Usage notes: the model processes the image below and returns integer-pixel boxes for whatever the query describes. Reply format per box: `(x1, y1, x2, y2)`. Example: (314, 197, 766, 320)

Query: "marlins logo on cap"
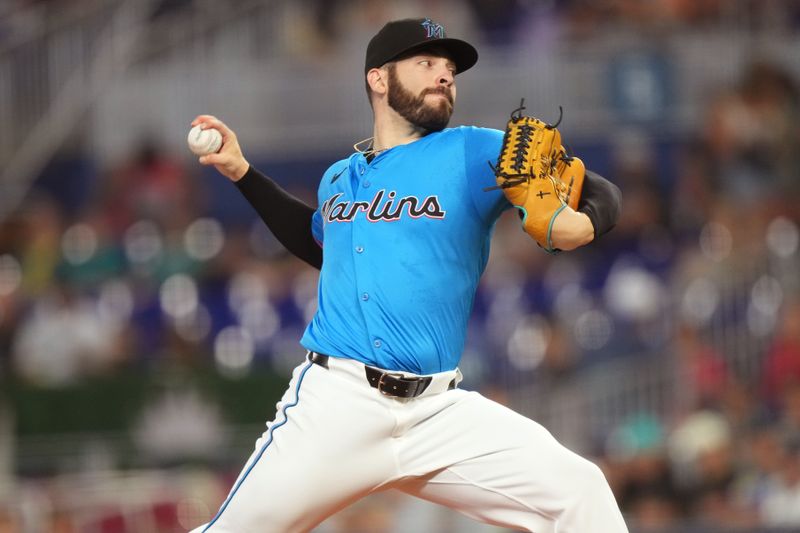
(421, 18, 445, 39)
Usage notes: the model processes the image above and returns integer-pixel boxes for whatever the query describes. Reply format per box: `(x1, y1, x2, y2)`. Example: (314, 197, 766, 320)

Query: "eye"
(419, 60, 431, 67)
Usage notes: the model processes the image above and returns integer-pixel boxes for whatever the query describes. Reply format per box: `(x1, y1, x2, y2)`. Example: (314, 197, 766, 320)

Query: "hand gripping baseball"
(487, 100, 586, 253)
(190, 115, 250, 182)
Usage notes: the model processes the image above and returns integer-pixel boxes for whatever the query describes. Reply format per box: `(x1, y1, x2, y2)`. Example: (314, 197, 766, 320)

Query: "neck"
(370, 104, 427, 153)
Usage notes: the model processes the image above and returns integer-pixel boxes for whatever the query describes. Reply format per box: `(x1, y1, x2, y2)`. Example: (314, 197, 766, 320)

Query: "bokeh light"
(184, 217, 225, 261)
(574, 309, 614, 351)
(214, 326, 254, 377)
(507, 315, 550, 370)
(766, 216, 799, 258)
(174, 305, 212, 343)
(604, 263, 666, 321)
(751, 275, 783, 317)
(61, 223, 98, 265)
(160, 274, 199, 319)
(0, 254, 22, 296)
(237, 299, 280, 344)
(681, 278, 720, 324)
(124, 220, 163, 265)
(228, 271, 268, 313)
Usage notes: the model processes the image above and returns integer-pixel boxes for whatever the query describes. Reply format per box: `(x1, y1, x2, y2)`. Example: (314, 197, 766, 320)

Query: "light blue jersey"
(300, 126, 509, 374)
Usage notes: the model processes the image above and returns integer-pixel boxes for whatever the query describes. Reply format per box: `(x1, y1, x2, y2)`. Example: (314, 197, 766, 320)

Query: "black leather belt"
(308, 352, 454, 399)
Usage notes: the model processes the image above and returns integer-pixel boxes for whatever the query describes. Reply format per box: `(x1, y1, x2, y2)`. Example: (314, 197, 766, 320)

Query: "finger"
(202, 118, 235, 140)
(193, 115, 232, 138)
(193, 115, 223, 130)
(191, 115, 216, 127)
(192, 115, 228, 134)
(199, 153, 225, 165)
(190, 115, 236, 144)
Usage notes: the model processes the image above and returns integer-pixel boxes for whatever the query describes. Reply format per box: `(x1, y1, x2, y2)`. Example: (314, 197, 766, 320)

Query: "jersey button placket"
(359, 158, 371, 188)
(354, 160, 383, 354)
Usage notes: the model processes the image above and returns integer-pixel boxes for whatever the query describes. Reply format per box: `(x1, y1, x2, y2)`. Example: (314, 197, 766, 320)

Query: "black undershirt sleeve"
(232, 165, 618, 269)
(578, 170, 622, 240)
(234, 165, 323, 270)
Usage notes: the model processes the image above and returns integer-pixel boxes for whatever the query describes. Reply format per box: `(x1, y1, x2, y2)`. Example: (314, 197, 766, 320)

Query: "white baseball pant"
(191, 353, 628, 533)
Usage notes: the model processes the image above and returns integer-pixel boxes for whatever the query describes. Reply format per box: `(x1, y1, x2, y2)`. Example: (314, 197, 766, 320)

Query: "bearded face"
(386, 63, 454, 133)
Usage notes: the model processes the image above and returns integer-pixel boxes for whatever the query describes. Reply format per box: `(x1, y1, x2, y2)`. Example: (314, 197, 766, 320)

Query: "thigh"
(396, 391, 625, 532)
(398, 469, 557, 533)
(197, 359, 398, 533)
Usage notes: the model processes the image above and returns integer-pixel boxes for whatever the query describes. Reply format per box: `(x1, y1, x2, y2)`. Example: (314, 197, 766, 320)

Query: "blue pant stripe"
(202, 360, 314, 531)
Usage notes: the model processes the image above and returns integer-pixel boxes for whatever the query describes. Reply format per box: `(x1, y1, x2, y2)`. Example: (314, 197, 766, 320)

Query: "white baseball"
(187, 125, 222, 156)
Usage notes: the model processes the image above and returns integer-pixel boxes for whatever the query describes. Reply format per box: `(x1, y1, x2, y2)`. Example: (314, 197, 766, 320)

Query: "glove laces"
(484, 101, 567, 192)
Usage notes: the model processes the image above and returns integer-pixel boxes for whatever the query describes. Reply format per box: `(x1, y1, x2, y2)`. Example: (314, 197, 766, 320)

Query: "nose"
(437, 69, 454, 87)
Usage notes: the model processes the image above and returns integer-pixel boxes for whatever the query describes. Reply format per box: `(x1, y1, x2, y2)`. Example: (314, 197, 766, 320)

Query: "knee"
(558, 459, 628, 531)
(558, 455, 614, 501)
(578, 460, 613, 497)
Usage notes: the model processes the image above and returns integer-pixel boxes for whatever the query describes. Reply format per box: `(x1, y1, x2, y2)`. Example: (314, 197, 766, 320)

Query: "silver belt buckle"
(377, 371, 405, 396)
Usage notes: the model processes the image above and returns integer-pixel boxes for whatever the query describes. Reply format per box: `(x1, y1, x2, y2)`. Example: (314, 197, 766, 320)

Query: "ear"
(367, 68, 387, 96)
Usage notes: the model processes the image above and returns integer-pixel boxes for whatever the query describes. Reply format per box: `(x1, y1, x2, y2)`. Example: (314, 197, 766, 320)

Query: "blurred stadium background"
(2, 0, 800, 531)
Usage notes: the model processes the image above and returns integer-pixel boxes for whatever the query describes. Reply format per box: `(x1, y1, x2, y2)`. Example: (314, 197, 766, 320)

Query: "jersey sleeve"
(461, 126, 510, 224)
(311, 209, 324, 247)
(311, 159, 350, 247)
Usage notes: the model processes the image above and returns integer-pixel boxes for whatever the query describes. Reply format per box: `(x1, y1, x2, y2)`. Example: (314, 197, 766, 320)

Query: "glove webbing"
(484, 101, 565, 193)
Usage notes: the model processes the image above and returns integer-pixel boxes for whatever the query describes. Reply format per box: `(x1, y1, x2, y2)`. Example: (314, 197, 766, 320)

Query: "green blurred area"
(3, 369, 286, 436)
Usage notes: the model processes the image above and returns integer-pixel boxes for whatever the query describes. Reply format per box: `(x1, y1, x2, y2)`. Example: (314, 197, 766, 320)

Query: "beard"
(386, 65, 454, 133)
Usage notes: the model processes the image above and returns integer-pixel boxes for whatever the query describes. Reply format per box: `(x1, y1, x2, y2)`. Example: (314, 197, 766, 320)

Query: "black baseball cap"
(364, 18, 478, 74)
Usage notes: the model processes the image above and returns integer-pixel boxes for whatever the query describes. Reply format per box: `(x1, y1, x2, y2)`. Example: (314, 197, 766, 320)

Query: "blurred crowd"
(4, 0, 800, 51)
(588, 59, 800, 531)
(2, 1, 800, 532)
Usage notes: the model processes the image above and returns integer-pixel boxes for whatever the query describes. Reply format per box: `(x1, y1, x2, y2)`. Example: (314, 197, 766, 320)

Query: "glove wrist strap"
(544, 204, 567, 254)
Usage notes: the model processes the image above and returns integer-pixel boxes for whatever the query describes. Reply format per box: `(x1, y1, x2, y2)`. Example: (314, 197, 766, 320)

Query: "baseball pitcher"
(190, 18, 628, 533)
